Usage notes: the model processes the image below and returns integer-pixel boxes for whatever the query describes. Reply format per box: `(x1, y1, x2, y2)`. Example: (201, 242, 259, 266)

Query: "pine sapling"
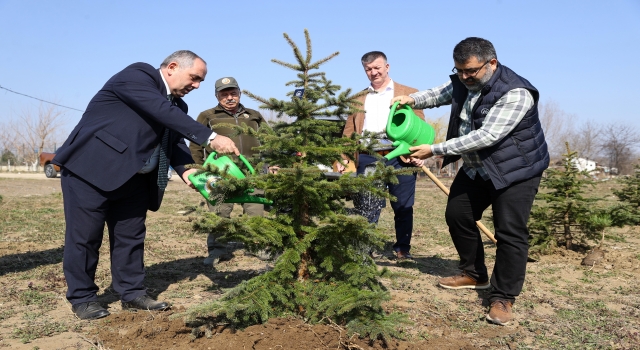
(186, 29, 411, 340)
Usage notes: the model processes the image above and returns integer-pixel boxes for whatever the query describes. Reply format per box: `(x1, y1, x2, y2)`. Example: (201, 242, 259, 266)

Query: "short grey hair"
(361, 51, 387, 65)
(453, 37, 497, 64)
(160, 50, 206, 69)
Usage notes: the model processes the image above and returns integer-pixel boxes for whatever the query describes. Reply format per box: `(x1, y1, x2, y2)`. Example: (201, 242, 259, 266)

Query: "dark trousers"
(354, 154, 416, 253)
(445, 171, 541, 303)
(61, 168, 150, 305)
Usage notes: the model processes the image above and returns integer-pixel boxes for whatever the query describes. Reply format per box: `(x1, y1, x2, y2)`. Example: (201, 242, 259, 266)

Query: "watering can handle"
(387, 101, 401, 133)
(208, 151, 256, 175)
(238, 155, 255, 175)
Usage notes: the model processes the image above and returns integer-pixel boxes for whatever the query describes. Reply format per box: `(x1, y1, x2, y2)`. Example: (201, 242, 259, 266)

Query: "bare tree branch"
(565, 120, 600, 161)
(539, 100, 575, 158)
(1, 103, 67, 166)
(599, 123, 640, 175)
(425, 113, 449, 145)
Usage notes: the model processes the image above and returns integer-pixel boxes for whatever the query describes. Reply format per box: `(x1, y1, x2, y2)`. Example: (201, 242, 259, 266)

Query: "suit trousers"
(354, 154, 416, 253)
(445, 171, 541, 303)
(61, 168, 150, 305)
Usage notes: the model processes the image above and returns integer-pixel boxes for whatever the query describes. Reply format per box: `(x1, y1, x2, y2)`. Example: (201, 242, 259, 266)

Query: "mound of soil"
(91, 309, 466, 350)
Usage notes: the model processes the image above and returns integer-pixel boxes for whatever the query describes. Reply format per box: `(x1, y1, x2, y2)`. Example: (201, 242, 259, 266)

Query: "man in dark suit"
(53, 50, 239, 320)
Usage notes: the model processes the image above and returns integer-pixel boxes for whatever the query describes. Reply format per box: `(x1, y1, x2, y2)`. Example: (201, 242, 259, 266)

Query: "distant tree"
(608, 164, 640, 226)
(538, 100, 577, 158)
(0, 126, 20, 161)
(614, 164, 640, 208)
(565, 120, 601, 162)
(1, 103, 66, 166)
(1, 150, 17, 163)
(599, 123, 640, 175)
(425, 113, 448, 144)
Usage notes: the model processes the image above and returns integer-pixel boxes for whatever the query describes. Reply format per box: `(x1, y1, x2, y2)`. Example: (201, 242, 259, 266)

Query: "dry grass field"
(0, 173, 638, 349)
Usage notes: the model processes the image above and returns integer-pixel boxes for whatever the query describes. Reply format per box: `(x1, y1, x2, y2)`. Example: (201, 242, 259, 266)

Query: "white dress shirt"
(362, 80, 394, 134)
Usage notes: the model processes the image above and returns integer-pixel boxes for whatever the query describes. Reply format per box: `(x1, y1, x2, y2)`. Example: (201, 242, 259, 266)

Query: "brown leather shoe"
(486, 300, 513, 326)
(438, 272, 490, 290)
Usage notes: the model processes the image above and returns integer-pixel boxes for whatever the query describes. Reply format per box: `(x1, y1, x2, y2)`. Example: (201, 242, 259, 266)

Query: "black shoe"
(72, 301, 110, 320)
(122, 295, 169, 311)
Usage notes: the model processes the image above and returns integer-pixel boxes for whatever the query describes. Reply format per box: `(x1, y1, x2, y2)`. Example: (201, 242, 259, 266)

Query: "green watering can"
(188, 152, 272, 205)
(383, 101, 436, 160)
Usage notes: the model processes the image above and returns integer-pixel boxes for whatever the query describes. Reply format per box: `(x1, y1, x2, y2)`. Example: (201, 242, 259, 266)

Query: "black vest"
(442, 63, 549, 189)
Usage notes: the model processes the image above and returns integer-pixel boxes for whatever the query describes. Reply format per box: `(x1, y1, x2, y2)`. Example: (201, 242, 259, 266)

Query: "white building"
(572, 157, 597, 173)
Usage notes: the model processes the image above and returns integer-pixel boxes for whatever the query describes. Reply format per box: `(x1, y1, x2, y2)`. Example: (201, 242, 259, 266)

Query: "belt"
(374, 149, 392, 157)
(362, 145, 395, 157)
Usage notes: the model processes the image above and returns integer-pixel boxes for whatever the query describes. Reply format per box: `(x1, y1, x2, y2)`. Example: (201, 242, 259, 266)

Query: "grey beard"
(466, 67, 494, 91)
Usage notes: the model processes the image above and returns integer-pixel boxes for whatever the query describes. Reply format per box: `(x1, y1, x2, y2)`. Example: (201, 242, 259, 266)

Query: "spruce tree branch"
(283, 32, 306, 69)
(241, 90, 270, 105)
(271, 59, 301, 71)
(304, 29, 312, 66)
(309, 52, 340, 70)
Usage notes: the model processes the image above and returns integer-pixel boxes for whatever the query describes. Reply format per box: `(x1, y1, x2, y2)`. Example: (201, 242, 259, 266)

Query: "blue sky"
(1, 0, 639, 138)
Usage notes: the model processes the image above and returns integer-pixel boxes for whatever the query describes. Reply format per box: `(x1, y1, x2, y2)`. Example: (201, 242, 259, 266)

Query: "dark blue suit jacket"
(53, 62, 212, 210)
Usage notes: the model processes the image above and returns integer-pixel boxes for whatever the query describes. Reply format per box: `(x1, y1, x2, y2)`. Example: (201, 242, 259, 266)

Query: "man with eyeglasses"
(392, 37, 549, 326)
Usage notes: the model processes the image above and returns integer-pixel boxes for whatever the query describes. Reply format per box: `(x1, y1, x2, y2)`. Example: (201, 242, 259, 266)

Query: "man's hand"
(390, 95, 416, 108)
(181, 168, 199, 190)
(409, 144, 433, 160)
(268, 166, 280, 174)
(409, 157, 425, 167)
(209, 135, 239, 155)
(335, 155, 351, 174)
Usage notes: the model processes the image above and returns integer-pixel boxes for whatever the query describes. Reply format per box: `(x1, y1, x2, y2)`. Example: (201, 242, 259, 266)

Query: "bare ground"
(0, 173, 638, 349)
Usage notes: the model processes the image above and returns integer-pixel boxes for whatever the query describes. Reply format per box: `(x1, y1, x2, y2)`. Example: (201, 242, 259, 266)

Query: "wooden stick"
(421, 166, 497, 245)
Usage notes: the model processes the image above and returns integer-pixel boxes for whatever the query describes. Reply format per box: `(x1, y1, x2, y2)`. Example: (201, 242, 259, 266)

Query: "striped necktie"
(157, 95, 172, 189)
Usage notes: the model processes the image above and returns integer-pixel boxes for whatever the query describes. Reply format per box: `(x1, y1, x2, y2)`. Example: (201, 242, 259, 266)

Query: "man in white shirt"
(340, 51, 425, 260)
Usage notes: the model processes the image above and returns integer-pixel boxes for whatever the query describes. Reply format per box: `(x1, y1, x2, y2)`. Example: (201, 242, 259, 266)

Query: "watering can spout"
(383, 141, 411, 160)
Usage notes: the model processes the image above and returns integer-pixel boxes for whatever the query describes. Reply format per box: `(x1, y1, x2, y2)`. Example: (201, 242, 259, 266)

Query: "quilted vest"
(442, 63, 549, 189)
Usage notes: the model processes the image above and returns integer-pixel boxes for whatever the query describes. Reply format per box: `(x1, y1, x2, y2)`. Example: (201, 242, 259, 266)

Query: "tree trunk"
(564, 210, 572, 250)
(296, 201, 310, 281)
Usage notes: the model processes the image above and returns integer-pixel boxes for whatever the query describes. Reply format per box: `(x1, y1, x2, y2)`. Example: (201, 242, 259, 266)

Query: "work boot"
(203, 248, 233, 266)
(486, 299, 513, 326)
(204, 233, 233, 266)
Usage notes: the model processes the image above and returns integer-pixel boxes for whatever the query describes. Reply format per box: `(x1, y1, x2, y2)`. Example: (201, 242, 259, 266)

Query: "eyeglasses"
(452, 60, 490, 76)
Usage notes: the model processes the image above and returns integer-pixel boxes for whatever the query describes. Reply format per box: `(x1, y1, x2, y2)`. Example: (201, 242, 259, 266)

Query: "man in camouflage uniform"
(190, 77, 267, 266)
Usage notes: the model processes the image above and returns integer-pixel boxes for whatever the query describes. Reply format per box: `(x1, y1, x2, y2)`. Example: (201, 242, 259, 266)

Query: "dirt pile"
(92, 310, 481, 350)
